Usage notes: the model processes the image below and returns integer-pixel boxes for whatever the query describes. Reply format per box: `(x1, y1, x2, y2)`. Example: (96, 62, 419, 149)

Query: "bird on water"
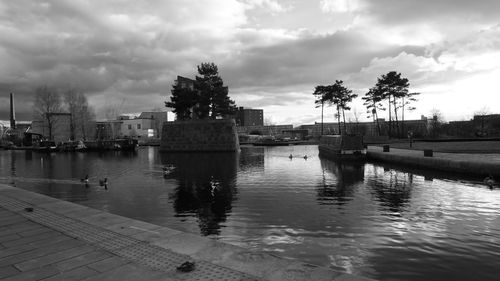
(484, 175, 495, 188)
(80, 174, 89, 184)
(99, 178, 108, 189)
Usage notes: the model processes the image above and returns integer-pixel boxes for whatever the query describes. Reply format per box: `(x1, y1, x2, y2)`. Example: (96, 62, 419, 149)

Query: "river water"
(1, 145, 499, 280)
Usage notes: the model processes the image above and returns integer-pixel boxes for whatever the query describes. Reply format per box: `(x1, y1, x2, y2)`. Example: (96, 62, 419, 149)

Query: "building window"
(128, 124, 132, 130)
(137, 124, 141, 129)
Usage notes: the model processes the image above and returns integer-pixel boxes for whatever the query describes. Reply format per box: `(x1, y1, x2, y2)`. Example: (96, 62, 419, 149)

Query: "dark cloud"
(223, 31, 425, 90)
(1, 0, 499, 124)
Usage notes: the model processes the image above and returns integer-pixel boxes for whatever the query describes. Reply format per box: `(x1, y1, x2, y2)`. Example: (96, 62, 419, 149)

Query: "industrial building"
(234, 107, 263, 126)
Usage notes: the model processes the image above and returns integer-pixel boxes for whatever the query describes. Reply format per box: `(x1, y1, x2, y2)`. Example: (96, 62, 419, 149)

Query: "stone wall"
(160, 119, 240, 152)
(367, 147, 500, 177)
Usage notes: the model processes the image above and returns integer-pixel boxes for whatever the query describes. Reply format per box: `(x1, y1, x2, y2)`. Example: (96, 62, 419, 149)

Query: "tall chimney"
(10, 93, 16, 129)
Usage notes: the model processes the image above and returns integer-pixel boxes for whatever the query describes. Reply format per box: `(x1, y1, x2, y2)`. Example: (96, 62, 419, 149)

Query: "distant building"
(236, 124, 293, 136)
(472, 114, 500, 137)
(235, 107, 263, 126)
(95, 120, 122, 140)
(95, 111, 169, 140)
(121, 118, 155, 138)
(138, 111, 168, 136)
(176, 75, 195, 90)
(297, 116, 429, 138)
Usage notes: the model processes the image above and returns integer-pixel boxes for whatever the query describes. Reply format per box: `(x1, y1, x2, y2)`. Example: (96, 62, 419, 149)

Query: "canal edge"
(0, 184, 375, 281)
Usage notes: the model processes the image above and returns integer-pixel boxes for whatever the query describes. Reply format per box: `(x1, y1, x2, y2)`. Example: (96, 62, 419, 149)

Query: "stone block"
(160, 119, 240, 152)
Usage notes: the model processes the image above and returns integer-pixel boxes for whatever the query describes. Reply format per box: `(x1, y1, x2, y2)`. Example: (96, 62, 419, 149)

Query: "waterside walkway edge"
(367, 146, 500, 177)
(0, 184, 373, 281)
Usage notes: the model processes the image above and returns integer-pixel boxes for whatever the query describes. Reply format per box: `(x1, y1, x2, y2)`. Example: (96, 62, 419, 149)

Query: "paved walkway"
(0, 184, 372, 281)
(367, 146, 500, 177)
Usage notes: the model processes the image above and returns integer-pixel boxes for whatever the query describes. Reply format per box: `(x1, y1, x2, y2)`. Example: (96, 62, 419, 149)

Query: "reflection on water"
(317, 159, 364, 205)
(239, 147, 265, 172)
(366, 167, 413, 213)
(161, 152, 238, 235)
(1, 146, 500, 281)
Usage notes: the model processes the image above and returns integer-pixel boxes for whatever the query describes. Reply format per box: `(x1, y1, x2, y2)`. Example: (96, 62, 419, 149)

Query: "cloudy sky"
(1, 0, 499, 125)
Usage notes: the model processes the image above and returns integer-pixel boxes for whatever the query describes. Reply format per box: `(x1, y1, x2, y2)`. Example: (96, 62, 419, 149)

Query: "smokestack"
(10, 93, 16, 129)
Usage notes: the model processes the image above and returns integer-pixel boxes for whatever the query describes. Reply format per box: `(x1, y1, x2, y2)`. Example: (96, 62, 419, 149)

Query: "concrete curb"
(367, 147, 500, 177)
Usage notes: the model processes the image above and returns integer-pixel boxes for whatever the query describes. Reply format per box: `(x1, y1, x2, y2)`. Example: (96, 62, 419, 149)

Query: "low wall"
(160, 119, 240, 152)
(367, 149, 500, 177)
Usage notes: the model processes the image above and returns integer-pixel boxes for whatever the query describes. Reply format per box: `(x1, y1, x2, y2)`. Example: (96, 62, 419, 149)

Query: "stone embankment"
(367, 146, 500, 177)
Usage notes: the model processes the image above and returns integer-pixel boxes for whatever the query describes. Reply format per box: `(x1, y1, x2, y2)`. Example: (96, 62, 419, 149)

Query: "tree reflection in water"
(317, 157, 365, 206)
(239, 147, 264, 173)
(365, 166, 414, 213)
(161, 152, 238, 236)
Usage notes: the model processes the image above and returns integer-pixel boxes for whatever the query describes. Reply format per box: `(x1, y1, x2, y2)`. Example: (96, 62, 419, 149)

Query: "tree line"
(313, 71, 419, 138)
(33, 86, 95, 141)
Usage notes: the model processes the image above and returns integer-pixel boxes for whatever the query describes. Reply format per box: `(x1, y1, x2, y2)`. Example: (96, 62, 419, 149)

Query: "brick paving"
(0, 208, 166, 281)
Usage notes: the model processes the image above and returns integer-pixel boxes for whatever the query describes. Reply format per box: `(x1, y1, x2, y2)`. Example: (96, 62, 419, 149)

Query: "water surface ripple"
(1, 146, 499, 280)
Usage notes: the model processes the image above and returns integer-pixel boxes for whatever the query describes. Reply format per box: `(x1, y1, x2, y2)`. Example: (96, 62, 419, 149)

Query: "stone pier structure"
(160, 119, 240, 152)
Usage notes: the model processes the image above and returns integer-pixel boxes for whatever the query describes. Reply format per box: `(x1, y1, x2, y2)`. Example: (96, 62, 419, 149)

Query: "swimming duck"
(484, 176, 495, 188)
(162, 166, 171, 177)
(80, 175, 89, 184)
(99, 178, 108, 189)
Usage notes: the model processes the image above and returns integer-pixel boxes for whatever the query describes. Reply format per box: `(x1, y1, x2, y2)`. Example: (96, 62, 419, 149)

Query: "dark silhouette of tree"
(166, 63, 236, 120)
(429, 108, 444, 138)
(165, 84, 198, 120)
(194, 62, 236, 119)
(33, 86, 63, 140)
(474, 107, 490, 136)
(374, 71, 418, 138)
(313, 85, 330, 135)
(337, 82, 358, 134)
(362, 87, 385, 136)
(400, 91, 419, 135)
(324, 80, 357, 135)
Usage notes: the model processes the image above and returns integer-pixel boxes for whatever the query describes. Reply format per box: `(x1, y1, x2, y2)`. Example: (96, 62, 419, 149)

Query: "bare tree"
(64, 89, 78, 140)
(429, 108, 444, 138)
(102, 98, 125, 120)
(264, 117, 275, 126)
(349, 106, 363, 135)
(63, 89, 95, 140)
(33, 86, 63, 140)
(474, 107, 490, 136)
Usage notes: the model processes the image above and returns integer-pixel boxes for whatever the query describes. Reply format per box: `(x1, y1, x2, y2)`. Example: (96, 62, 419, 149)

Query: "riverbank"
(0, 184, 372, 281)
(367, 146, 500, 177)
